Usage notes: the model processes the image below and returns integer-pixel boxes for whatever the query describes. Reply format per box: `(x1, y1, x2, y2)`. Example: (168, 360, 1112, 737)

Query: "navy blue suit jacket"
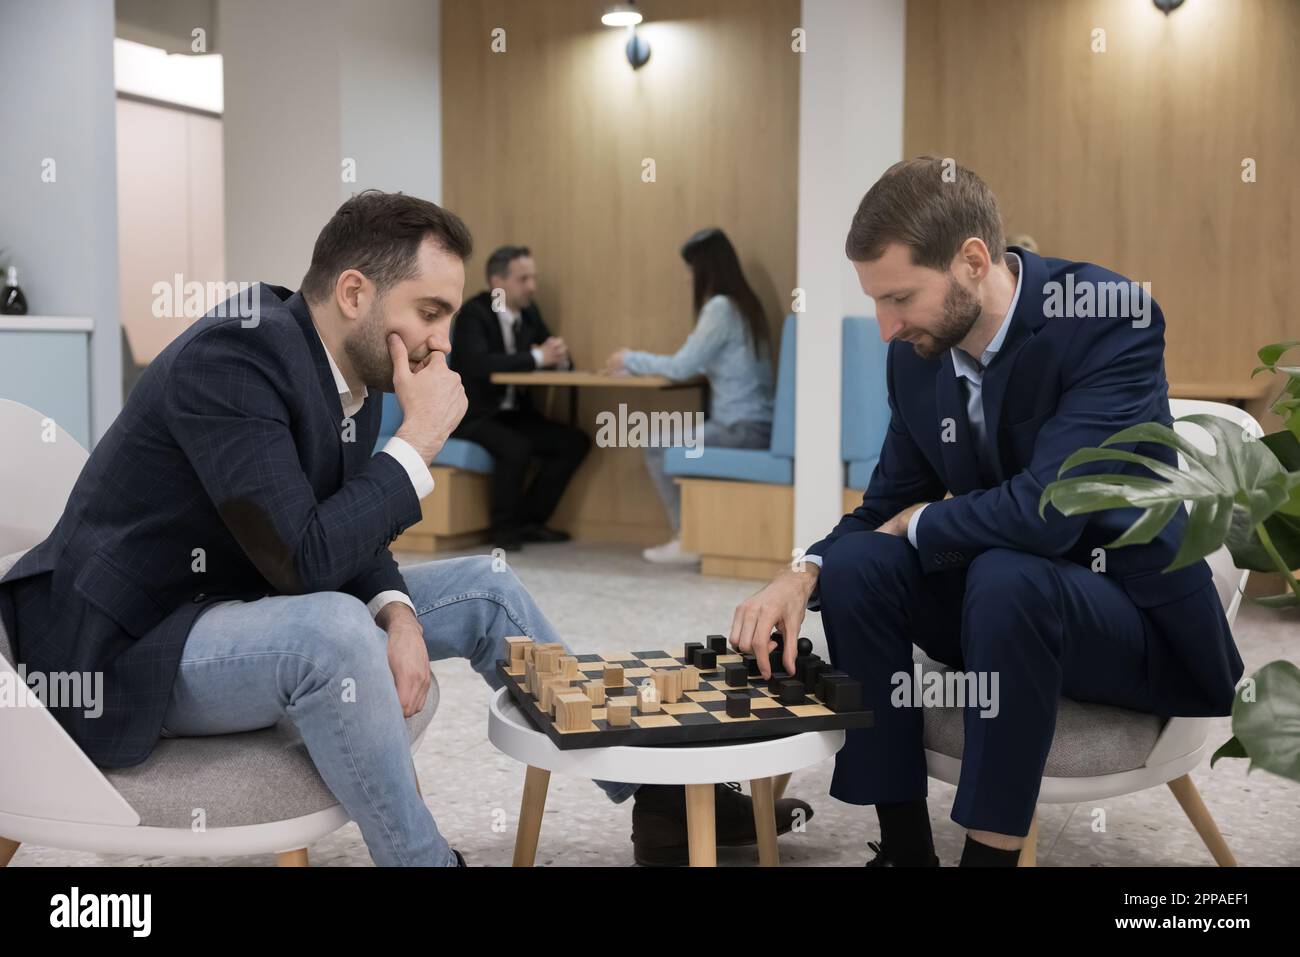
(809, 248, 1243, 717)
(0, 285, 423, 767)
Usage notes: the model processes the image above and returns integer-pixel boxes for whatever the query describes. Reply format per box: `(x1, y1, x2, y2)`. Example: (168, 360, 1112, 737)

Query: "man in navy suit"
(0, 190, 807, 866)
(729, 158, 1243, 866)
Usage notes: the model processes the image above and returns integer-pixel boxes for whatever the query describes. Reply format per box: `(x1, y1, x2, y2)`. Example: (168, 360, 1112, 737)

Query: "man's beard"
(343, 299, 396, 392)
(910, 275, 982, 360)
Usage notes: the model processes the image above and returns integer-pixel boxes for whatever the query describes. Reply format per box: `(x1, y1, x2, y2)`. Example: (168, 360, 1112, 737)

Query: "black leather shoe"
(864, 840, 940, 867)
(492, 531, 523, 552)
(631, 782, 813, 866)
(520, 524, 571, 543)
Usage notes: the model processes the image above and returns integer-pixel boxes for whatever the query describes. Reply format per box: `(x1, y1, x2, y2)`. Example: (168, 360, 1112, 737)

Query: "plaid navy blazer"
(0, 284, 422, 767)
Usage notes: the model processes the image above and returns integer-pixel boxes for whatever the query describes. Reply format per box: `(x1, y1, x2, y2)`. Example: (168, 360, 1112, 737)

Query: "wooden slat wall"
(905, 0, 1299, 404)
(441, 0, 799, 543)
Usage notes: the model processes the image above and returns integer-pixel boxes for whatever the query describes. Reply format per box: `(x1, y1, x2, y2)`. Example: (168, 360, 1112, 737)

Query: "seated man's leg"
(955, 548, 1151, 839)
(162, 592, 453, 866)
(398, 555, 637, 803)
(456, 414, 534, 539)
(817, 531, 965, 807)
(514, 410, 590, 529)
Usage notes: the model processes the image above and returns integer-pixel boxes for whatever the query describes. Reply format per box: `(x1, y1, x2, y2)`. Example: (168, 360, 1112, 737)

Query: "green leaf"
(1256, 341, 1300, 368)
(1230, 661, 1300, 784)
(1040, 413, 1300, 573)
(1210, 735, 1248, 768)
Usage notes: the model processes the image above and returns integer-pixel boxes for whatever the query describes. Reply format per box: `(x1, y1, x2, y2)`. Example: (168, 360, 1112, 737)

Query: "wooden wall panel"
(905, 0, 1299, 404)
(442, 0, 800, 543)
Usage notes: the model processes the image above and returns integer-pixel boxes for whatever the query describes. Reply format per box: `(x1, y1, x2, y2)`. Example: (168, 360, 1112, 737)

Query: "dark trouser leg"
(953, 548, 1152, 837)
(455, 414, 535, 533)
(816, 531, 965, 806)
(511, 410, 590, 526)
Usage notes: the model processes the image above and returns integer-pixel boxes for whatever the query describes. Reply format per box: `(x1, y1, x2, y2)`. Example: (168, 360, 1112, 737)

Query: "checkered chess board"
(497, 647, 873, 750)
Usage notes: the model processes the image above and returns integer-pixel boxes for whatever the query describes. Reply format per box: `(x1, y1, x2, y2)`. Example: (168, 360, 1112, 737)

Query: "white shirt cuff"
(530, 346, 545, 368)
(801, 554, 823, 568)
(381, 436, 436, 499)
(368, 590, 416, 620)
(907, 503, 928, 549)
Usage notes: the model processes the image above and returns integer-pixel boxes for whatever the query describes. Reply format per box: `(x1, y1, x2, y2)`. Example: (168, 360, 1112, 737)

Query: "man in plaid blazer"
(0, 191, 808, 866)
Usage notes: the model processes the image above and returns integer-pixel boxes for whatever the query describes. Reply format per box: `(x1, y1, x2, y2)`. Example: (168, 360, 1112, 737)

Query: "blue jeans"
(158, 555, 638, 866)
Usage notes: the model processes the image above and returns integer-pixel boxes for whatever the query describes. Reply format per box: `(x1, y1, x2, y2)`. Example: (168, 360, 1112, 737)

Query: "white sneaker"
(642, 537, 700, 565)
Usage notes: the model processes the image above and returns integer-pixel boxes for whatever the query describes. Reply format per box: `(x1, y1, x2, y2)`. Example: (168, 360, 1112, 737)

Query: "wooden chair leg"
(1168, 773, 1238, 866)
(512, 764, 550, 867)
(685, 783, 717, 867)
(0, 837, 21, 867)
(276, 848, 308, 866)
(749, 777, 780, 867)
(1017, 809, 1038, 867)
(771, 772, 792, 801)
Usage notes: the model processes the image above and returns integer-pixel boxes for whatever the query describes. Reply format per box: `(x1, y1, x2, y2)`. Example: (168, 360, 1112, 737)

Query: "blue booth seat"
(374, 393, 495, 474)
(841, 316, 889, 490)
(662, 314, 797, 484)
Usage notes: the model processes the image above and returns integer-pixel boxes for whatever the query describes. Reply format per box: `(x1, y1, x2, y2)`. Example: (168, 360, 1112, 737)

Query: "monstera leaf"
(1039, 414, 1300, 578)
(1253, 340, 1300, 439)
(1211, 661, 1300, 784)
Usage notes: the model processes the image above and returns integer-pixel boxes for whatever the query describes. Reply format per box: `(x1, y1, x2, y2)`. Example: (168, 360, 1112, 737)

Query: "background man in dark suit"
(728, 158, 1242, 868)
(449, 246, 590, 550)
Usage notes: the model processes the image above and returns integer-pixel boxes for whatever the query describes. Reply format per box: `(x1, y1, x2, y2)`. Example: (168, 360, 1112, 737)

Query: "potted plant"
(1040, 341, 1300, 785)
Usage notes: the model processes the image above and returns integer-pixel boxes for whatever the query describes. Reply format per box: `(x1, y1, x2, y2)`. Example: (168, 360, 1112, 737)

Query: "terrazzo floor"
(10, 542, 1299, 867)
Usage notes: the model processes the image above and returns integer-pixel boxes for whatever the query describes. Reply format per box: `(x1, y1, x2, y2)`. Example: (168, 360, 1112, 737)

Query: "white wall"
(219, 0, 441, 288)
(0, 0, 122, 445)
(794, 0, 905, 550)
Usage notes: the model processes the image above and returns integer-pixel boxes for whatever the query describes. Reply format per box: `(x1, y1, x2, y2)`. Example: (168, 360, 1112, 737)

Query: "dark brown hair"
(302, 190, 473, 304)
(844, 157, 1005, 269)
(680, 227, 770, 358)
(485, 244, 532, 283)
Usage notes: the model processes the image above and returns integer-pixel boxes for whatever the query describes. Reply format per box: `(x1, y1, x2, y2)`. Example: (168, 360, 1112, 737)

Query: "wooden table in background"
(489, 371, 704, 422)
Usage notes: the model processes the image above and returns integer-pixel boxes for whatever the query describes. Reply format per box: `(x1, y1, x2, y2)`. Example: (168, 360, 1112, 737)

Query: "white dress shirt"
(315, 328, 434, 620)
(905, 252, 1023, 547)
(496, 306, 547, 410)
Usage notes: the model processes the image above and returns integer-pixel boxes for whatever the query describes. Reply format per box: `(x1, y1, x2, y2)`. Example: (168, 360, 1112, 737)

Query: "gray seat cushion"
(914, 650, 1164, 777)
(1, 550, 440, 828)
(106, 679, 439, 828)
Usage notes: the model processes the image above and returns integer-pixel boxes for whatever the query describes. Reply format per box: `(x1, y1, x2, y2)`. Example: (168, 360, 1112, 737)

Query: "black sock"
(959, 834, 1022, 867)
(874, 799, 935, 865)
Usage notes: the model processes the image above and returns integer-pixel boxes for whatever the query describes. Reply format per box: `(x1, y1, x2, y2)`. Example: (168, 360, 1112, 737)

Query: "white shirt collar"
(313, 326, 368, 418)
(951, 251, 1022, 382)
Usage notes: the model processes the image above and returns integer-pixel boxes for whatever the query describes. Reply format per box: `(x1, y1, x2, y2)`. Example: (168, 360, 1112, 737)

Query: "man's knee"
(962, 549, 1061, 655)
(820, 531, 921, 608)
(297, 592, 387, 676)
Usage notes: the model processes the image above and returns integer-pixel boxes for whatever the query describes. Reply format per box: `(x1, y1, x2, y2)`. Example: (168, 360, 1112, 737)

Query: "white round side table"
(488, 685, 846, 866)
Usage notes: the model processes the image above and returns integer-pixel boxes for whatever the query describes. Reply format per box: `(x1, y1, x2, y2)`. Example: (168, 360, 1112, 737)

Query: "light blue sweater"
(622, 294, 775, 428)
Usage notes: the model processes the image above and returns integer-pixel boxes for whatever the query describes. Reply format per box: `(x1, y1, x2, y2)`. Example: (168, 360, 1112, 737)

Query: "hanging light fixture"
(1153, 0, 1186, 14)
(601, 2, 650, 70)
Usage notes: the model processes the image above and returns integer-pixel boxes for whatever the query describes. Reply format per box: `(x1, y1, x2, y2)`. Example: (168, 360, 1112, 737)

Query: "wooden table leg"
(750, 777, 780, 867)
(0, 837, 21, 867)
(513, 765, 551, 867)
(771, 772, 792, 801)
(685, 783, 717, 867)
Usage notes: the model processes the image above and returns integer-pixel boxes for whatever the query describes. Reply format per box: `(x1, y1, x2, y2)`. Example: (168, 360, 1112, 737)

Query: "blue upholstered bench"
(841, 316, 889, 490)
(662, 313, 797, 485)
(375, 393, 495, 474)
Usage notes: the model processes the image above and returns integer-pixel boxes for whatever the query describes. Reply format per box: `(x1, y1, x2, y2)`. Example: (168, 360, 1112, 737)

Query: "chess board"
(497, 645, 873, 750)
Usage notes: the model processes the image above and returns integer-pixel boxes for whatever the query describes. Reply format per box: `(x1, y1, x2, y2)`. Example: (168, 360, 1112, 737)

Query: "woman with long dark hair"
(605, 227, 775, 564)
